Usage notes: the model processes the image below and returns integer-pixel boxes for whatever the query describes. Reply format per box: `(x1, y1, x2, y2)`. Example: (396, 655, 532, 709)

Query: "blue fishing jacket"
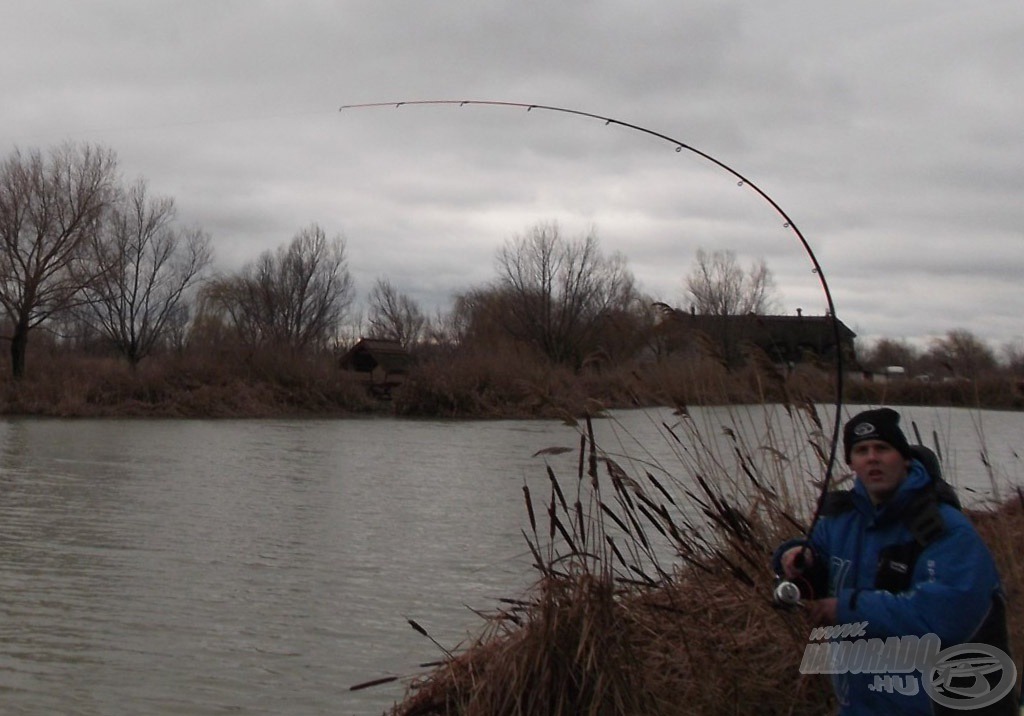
(775, 460, 1009, 715)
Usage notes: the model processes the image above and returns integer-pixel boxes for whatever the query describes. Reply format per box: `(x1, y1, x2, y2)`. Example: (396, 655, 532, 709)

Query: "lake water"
(0, 405, 1021, 715)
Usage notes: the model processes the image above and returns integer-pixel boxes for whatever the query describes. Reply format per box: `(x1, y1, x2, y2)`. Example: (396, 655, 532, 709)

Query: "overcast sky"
(3, 1, 1021, 351)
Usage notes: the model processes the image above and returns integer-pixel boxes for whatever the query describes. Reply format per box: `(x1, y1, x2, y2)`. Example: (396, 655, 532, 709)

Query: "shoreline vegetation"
(365, 404, 1024, 716)
(1, 345, 1022, 419)
(5, 344, 1021, 714)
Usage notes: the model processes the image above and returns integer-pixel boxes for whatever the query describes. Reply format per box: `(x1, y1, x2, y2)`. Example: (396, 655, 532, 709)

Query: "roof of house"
(339, 338, 413, 373)
(661, 311, 856, 364)
(667, 312, 856, 340)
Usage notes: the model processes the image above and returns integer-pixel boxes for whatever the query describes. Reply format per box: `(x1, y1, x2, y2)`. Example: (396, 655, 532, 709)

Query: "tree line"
(859, 331, 1024, 382)
(0, 141, 1018, 402)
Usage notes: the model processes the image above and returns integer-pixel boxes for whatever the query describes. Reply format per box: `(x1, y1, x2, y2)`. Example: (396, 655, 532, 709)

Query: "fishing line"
(338, 99, 844, 536)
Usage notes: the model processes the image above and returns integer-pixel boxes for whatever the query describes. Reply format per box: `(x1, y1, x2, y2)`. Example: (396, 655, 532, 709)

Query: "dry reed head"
(390, 405, 840, 715)
(386, 402, 1024, 716)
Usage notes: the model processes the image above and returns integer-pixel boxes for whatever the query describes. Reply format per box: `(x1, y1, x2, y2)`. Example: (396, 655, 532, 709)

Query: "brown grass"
(1, 333, 1015, 418)
(846, 375, 1024, 410)
(391, 341, 841, 421)
(0, 347, 378, 417)
(376, 403, 1024, 716)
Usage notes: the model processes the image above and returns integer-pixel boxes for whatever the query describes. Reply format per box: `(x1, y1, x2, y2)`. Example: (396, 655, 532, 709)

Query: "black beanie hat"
(843, 408, 912, 463)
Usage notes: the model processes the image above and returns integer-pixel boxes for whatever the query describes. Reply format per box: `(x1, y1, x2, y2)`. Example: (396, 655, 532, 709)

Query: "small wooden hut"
(339, 338, 413, 398)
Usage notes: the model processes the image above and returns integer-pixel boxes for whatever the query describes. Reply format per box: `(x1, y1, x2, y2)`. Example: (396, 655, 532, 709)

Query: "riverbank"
(1, 348, 1020, 419)
(374, 410, 1024, 715)
(386, 500, 1024, 716)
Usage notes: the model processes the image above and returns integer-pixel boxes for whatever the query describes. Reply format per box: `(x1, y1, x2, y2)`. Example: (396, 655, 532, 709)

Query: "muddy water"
(0, 406, 1019, 714)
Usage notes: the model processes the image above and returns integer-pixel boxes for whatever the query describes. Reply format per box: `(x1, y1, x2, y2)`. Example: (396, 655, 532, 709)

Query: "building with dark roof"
(657, 310, 857, 367)
(339, 338, 413, 398)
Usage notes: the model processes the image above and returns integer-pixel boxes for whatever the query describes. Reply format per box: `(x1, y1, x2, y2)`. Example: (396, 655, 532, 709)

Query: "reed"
(379, 401, 1024, 716)
(0, 348, 377, 417)
(6, 331, 1018, 418)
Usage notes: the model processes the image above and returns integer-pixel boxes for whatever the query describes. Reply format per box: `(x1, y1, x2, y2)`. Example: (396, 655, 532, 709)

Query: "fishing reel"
(773, 574, 817, 608)
(772, 541, 821, 609)
(773, 578, 805, 607)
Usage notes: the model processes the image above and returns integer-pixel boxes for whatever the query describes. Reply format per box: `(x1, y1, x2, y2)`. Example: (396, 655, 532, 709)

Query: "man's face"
(849, 439, 910, 504)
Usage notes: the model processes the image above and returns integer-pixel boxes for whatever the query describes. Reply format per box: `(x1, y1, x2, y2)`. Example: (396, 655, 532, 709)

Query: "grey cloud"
(3, 0, 1021, 349)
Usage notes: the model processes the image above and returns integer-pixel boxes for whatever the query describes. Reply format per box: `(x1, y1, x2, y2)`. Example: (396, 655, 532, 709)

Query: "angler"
(774, 408, 1016, 715)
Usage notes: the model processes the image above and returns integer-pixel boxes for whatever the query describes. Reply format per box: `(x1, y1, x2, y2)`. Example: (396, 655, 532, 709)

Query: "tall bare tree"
(924, 329, 996, 379)
(861, 337, 920, 372)
(0, 143, 119, 379)
(203, 223, 354, 352)
(81, 179, 212, 366)
(493, 222, 637, 366)
(1002, 339, 1024, 374)
(447, 287, 508, 348)
(685, 248, 777, 316)
(367, 277, 427, 348)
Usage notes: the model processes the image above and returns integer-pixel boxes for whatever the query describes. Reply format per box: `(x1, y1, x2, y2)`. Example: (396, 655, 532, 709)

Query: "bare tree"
(493, 222, 637, 366)
(203, 223, 354, 352)
(924, 329, 997, 379)
(1002, 339, 1024, 374)
(658, 248, 781, 367)
(685, 248, 777, 316)
(0, 142, 119, 379)
(447, 287, 508, 349)
(367, 277, 427, 348)
(861, 337, 920, 372)
(81, 179, 212, 366)
(427, 303, 462, 348)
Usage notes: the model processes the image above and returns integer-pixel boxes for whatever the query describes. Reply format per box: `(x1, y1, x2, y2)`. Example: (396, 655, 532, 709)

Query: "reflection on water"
(0, 406, 1020, 714)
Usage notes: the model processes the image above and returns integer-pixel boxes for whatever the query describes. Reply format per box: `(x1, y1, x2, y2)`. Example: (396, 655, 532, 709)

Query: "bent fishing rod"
(337, 98, 845, 545)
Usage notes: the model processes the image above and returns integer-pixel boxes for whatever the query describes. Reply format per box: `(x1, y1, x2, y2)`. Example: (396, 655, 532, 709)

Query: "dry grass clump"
(392, 340, 842, 420)
(378, 403, 837, 715)
(971, 493, 1024, 649)
(379, 403, 1024, 716)
(0, 347, 377, 417)
(846, 375, 1024, 410)
(399, 572, 661, 716)
(394, 345, 591, 419)
(626, 347, 838, 412)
